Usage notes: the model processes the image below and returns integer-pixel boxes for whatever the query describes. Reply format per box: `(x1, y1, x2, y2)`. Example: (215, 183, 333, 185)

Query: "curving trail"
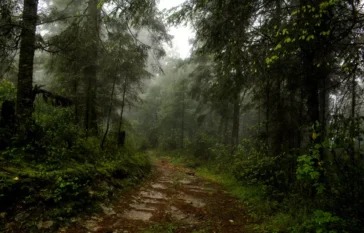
(62, 159, 252, 233)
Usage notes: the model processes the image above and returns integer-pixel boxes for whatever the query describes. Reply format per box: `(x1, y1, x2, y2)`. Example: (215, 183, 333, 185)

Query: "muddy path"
(62, 159, 252, 233)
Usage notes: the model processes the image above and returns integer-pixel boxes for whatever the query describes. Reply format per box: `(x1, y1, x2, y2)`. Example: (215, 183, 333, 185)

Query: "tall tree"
(16, 0, 38, 121)
(84, 0, 100, 135)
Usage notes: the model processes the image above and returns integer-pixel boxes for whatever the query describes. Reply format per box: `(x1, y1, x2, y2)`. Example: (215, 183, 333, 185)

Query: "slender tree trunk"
(16, 0, 38, 122)
(117, 77, 128, 146)
(351, 68, 357, 119)
(84, 0, 99, 135)
(265, 78, 270, 139)
(73, 78, 79, 124)
(218, 115, 224, 142)
(181, 80, 185, 149)
(223, 115, 229, 145)
(231, 90, 240, 148)
(298, 86, 304, 149)
(319, 76, 328, 139)
(101, 76, 117, 150)
(350, 67, 357, 159)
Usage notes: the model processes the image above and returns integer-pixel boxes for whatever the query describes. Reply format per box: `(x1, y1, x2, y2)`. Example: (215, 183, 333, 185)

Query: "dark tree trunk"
(265, 77, 270, 141)
(218, 115, 224, 142)
(181, 80, 185, 149)
(73, 78, 80, 124)
(118, 77, 128, 147)
(351, 67, 357, 119)
(84, 66, 98, 135)
(223, 113, 230, 145)
(350, 66, 358, 158)
(101, 75, 117, 150)
(84, 0, 99, 135)
(16, 0, 38, 122)
(231, 90, 240, 148)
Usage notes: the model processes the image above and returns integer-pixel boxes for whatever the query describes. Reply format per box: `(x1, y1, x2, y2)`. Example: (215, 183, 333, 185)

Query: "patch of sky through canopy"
(158, 0, 193, 59)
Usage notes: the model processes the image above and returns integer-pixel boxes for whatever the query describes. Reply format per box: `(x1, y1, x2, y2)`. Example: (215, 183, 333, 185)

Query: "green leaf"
(274, 43, 282, 50)
(306, 35, 315, 41)
(284, 37, 292, 43)
(97, 0, 105, 9)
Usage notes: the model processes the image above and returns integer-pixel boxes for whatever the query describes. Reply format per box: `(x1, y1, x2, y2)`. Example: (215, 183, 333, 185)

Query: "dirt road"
(63, 159, 251, 233)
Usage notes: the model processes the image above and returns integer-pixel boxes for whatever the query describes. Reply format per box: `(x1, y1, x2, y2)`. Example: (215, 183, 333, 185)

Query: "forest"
(1, 0, 364, 232)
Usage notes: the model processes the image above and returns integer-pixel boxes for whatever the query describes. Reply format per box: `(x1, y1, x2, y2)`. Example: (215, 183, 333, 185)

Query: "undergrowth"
(0, 90, 151, 232)
(152, 149, 349, 233)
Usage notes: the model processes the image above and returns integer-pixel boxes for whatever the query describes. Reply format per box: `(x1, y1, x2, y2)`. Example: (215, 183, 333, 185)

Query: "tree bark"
(73, 77, 80, 124)
(16, 0, 38, 122)
(223, 116, 229, 145)
(231, 90, 240, 148)
(118, 77, 128, 147)
(101, 75, 117, 150)
(181, 80, 186, 149)
(84, 0, 99, 135)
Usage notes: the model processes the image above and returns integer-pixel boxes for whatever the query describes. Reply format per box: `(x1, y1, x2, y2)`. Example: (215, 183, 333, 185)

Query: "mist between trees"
(1, 0, 364, 232)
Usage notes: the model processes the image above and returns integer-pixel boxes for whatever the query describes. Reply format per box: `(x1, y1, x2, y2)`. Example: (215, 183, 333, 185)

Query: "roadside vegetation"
(0, 0, 166, 231)
(2, 0, 364, 232)
(135, 0, 364, 229)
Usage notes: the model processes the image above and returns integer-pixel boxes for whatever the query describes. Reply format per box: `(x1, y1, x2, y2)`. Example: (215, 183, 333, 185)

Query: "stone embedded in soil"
(137, 198, 164, 204)
(139, 190, 167, 200)
(177, 193, 206, 208)
(179, 178, 193, 184)
(100, 204, 116, 216)
(84, 220, 101, 232)
(37, 220, 54, 229)
(185, 185, 215, 192)
(122, 210, 153, 221)
(169, 206, 197, 222)
(129, 203, 157, 211)
(158, 179, 173, 184)
(184, 188, 208, 194)
(150, 183, 168, 190)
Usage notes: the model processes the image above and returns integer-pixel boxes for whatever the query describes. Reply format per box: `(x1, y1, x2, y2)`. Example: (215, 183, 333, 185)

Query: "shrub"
(0, 79, 16, 107)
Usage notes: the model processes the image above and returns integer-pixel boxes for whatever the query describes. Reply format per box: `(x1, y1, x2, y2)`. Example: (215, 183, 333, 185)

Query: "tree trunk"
(101, 75, 117, 150)
(223, 113, 230, 145)
(351, 68, 357, 119)
(181, 80, 185, 149)
(218, 115, 224, 142)
(350, 66, 358, 159)
(73, 78, 79, 124)
(265, 77, 270, 141)
(84, 0, 99, 135)
(117, 77, 128, 147)
(16, 0, 38, 122)
(231, 90, 240, 148)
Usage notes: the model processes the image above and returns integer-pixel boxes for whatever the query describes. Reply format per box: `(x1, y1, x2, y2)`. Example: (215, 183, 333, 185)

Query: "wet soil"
(61, 159, 252, 233)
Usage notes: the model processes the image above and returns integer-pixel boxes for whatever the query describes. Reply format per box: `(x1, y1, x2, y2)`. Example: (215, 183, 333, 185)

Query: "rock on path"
(61, 159, 251, 233)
